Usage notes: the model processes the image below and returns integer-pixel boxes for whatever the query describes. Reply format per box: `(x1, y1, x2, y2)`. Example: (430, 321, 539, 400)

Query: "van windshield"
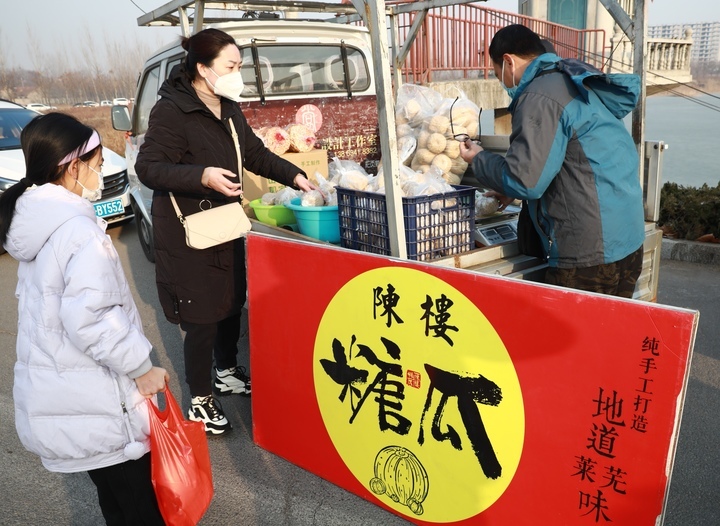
(239, 44, 369, 97)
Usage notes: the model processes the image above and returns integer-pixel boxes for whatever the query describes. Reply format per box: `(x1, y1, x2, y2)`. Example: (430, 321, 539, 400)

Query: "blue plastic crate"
(336, 185, 475, 261)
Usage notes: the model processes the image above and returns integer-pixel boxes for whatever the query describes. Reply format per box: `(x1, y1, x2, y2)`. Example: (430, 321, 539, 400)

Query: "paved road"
(0, 221, 718, 525)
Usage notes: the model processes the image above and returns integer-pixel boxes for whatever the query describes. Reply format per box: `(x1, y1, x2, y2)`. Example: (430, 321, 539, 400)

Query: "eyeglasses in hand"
(450, 96, 481, 143)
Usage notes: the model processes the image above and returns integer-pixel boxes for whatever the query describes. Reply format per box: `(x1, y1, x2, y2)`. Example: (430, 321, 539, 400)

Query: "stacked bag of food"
(260, 170, 337, 208)
(330, 156, 461, 203)
(394, 84, 480, 186)
(330, 156, 476, 260)
(253, 122, 317, 155)
(264, 155, 465, 210)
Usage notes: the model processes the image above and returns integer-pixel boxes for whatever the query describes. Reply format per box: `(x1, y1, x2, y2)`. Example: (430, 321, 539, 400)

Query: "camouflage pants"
(545, 246, 643, 298)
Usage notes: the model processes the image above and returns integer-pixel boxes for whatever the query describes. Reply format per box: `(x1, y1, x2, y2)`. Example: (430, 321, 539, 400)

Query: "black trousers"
(87, 453, 164, 525)
(180, 313, 241, 397)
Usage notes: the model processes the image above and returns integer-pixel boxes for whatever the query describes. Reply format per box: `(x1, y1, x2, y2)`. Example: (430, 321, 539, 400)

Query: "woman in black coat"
(136, 28, 315, 435)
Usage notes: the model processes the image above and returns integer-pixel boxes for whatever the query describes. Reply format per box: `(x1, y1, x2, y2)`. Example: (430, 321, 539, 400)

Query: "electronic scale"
(473, 205, 521, 247)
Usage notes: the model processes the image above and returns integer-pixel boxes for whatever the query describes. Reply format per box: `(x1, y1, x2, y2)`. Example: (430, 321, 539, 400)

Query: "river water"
(644, 92, 720, 188)
(481, 92, 720, 188)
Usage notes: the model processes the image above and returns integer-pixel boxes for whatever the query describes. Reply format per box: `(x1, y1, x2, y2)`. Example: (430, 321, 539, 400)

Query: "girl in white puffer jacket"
(0, 113, 169, 525)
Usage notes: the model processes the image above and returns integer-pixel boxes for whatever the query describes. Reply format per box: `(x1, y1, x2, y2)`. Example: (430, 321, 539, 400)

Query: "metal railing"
(388, 4, 607, 84)
(604, 25, 694, 90)
(608, 33, 693, 73)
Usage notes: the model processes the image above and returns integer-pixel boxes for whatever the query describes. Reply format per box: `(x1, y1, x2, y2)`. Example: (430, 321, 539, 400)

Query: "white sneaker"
(214, 366, 252, 396)
(187, 395, 231, 435)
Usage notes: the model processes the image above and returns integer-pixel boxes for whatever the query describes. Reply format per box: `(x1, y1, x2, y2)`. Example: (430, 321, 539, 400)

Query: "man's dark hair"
(489, 24, 547, 64)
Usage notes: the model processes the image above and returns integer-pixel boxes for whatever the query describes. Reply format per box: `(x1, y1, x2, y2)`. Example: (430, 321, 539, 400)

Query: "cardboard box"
(243, 149, 329, 215)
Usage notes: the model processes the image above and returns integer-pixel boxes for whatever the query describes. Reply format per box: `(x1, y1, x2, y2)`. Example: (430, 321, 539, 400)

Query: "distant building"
(649, 22, 720, 64)
(517, 0, 693, 89)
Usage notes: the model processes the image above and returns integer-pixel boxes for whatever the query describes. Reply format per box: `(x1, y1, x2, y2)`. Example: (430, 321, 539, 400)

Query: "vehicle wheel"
(136, 208, 155, 263)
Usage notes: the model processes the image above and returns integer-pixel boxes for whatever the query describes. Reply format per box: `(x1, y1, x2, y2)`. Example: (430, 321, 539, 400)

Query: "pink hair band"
(58, 131, 101, 166)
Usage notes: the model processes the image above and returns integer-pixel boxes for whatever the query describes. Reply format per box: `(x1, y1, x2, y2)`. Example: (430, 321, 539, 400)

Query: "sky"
(1, 0, 719, 69)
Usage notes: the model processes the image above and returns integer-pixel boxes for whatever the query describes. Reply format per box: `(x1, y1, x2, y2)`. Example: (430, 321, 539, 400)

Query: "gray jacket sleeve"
(472, 89, 567, 200)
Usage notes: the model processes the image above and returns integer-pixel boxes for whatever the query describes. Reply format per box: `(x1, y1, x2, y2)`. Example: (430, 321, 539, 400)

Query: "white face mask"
(77, 161, 104, 202)
(205, 67, 244, 102)
(500, 58, 519, 98)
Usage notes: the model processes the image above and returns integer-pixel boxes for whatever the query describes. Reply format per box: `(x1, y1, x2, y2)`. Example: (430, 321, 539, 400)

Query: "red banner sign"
(247, 233, 697, 525)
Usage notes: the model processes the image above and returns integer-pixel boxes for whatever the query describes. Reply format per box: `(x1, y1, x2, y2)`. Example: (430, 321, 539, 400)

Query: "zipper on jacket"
(120, 401, 134, 443)
(112, 375, 137, 446)
(531, 199, 551, 259)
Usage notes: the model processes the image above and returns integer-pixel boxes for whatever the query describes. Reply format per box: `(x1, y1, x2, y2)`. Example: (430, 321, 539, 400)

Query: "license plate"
(94, 199, 124, 218)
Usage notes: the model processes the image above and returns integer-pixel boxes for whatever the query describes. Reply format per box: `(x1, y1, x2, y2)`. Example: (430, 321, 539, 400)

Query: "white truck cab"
(112, 18, 379, 262)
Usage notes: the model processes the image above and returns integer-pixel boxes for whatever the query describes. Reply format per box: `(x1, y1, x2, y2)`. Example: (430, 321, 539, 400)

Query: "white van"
(112, 20, 378, 262)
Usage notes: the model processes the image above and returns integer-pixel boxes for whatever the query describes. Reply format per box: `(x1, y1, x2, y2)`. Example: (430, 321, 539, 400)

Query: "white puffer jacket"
(4, 183, 154, 473)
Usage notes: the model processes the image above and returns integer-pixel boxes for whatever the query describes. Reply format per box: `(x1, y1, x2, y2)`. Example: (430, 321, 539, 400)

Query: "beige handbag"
(170, 119, 251, 249)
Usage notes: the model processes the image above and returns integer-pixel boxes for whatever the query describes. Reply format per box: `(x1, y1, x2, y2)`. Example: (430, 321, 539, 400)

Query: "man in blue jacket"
(461, 24, 645, 297)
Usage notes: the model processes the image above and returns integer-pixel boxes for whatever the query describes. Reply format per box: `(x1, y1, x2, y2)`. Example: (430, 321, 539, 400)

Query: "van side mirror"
(111, 105, 132, 132)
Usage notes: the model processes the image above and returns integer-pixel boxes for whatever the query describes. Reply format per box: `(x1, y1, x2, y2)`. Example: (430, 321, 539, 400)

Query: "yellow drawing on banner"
(314, 267, 524, 522)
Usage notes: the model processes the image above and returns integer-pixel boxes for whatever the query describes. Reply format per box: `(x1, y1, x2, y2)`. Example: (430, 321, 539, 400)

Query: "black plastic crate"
(337, 185, 475, 261)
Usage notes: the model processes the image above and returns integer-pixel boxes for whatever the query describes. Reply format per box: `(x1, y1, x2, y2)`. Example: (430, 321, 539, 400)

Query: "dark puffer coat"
(136, 64, 304, 324)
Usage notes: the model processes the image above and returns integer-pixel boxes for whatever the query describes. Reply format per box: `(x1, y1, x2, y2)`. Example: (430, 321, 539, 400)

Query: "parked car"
(112, 97, 130, 106)
(25, 103, 54, 112)
(83, 101, 99, 107)
(100, 100, 112, 106)
(0, 99, 134, 254)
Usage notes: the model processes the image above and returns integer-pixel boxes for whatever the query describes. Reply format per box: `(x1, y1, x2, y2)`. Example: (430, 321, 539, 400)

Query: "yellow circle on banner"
(313, 267, 524, 522)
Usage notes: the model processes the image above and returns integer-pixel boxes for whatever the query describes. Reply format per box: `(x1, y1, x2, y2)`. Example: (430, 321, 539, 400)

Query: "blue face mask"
(500, 59, 518, 99)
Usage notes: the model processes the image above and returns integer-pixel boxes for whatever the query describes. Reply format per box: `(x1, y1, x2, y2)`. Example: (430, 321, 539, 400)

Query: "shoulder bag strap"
(169, 192, 185, 224)
(169, 118, 242, 227)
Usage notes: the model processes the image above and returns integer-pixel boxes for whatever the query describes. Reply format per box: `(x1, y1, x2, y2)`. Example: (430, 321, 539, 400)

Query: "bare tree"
(0, 28, 16, 100)
(46, 38, 76, 105)
(58, 47, 82, 104)
(105, 40, 128, 98)
(4, 23, 176, 107)
(105, 35, 160, 98)
(79, 25, 103, 102)
(25, 24, 53, 104)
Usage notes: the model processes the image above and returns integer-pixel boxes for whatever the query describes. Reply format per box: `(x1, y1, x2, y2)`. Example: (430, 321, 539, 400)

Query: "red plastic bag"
(148, 388, 214, 526)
